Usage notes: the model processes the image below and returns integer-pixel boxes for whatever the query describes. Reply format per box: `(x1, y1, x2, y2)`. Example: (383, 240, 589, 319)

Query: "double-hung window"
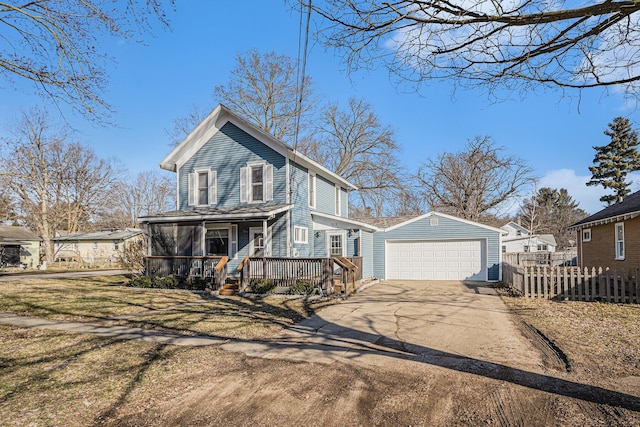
(615, 223, 625, 259)
(582, 229, 591, 242)
(188, 169, 217, 206)
(241, 162, 273, 203)
(294, 226, 308, 244)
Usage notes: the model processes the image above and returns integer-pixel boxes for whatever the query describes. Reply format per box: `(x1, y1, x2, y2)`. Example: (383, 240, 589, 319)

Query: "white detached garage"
(370, 212, 505, 282)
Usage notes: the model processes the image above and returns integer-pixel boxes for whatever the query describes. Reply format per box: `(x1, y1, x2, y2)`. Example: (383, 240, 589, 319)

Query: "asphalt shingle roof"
(0, 226, 40, 242)
(571, 190, 640, 228)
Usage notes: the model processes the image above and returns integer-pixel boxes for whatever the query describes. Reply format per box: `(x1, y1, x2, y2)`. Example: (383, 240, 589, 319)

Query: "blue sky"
(1, 1, 638, 215)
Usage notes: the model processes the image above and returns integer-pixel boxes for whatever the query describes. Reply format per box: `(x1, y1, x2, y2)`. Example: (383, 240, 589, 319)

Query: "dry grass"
(114, 295, 326, 340)
(0, 276, 205, 321)
(0, 276, 338, 426)
(499, 289, 640, 377)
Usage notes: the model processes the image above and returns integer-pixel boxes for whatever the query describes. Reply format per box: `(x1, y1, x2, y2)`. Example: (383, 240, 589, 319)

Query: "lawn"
(0, 275, 334, 426)
(498, 288, 640, 378)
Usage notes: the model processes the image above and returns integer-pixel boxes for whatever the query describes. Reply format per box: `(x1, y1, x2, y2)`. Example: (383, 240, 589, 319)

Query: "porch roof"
(138, 204, 292, 223)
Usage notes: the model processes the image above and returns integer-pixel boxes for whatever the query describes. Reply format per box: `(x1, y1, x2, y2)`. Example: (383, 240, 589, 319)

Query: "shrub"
(289, 280, 315, 295)
(153, 275, 178, 289)
(129, 276, 152, 288)
(250, 279, 276, 294)
(185, 276, 209, 291)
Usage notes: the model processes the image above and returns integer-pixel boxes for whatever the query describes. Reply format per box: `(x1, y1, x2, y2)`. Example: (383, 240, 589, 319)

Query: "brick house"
(569, 190, 640, 269)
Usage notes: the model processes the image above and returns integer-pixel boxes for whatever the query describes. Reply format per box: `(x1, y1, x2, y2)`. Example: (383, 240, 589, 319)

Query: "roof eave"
(568, 211, 640, 231)
(139, 205, 292, 224)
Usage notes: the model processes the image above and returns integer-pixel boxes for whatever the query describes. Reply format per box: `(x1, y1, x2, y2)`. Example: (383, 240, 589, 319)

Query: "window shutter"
(209, 170, 217, 205)
(265, 164, 273, 201)
(240, 167, 248, 203)
(188, 172, 196, 206)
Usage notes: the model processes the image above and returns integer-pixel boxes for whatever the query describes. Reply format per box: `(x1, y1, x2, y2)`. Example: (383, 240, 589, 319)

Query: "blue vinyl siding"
(372, 214, 501, 281)
(313, 230, 326, 257)
(290, 161, 313, 257)
(360, 230, 374, 279)
(315, 175, 337, 215)
(178, 122, 286, 209)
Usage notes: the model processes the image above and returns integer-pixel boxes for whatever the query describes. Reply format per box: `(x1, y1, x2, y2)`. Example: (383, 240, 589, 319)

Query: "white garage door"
(386, 240, 486, 281)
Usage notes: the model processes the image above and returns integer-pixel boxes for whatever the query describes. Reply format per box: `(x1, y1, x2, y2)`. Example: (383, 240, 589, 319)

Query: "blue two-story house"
(139, 104, 377, 284)
(140, 104, 505, 290)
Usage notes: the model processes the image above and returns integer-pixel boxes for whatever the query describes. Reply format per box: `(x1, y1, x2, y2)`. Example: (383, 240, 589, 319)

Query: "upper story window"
(251, 165, 264, 202)
(240, 162, 273, 203)
(188, 169, 217, 207)
(308, 172, 316, 209)
(582, 228, 591, 242)
(537, 244, 548, 251)
(616, 223, 625, 260)
(335, 185, 341, 216)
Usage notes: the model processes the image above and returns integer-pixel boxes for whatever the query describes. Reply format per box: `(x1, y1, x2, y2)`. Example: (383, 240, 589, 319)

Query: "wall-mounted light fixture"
(314, 231, 321, 238)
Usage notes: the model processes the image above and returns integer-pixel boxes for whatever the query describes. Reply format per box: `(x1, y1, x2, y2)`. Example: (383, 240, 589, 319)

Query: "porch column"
(201, 221, 206, 256)
(262, 219, 269, 257)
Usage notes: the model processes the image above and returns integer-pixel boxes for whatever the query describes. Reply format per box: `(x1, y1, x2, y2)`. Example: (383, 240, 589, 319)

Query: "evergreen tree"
(519, 187, 588, 249)
(587, 117, 640, 204)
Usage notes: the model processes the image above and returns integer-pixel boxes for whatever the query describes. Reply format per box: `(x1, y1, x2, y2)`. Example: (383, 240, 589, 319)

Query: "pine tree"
(587, 117, 640, 204)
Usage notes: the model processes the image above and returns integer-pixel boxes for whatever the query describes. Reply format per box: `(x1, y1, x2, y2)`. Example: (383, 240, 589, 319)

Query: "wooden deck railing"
(144, 256, 226, 288)
(502, 263, 640, 303)
(145, 255, 364, 295)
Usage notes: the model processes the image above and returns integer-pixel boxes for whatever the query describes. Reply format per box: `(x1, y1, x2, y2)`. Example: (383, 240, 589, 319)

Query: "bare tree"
(165, 103, 210, 146)
(418, 136, 534, 221)
(218, 49, 316, 145)
(167, 50, 316, 146)
(519, 187, 588, 248)
(312, 98, 408, 217)
(102, 170, 175, 228)
(0, 108, 119, 263)
(0, 0, 172, 121)
(305, 0, 640, 98)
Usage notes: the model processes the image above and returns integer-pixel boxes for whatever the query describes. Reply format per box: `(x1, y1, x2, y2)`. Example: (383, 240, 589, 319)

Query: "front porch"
(144, 255, 363, 295)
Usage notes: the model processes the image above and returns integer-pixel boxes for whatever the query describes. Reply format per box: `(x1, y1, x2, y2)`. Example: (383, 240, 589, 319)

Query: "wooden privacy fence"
(503, 263, 640, 303)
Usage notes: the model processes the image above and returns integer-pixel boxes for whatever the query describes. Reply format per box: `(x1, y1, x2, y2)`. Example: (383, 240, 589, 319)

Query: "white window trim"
(205, 224, 235, 258)
(615, 222, 625, 260)
(189, 168, 217, 207)
(294, 226, 308, 244)
(335, 185, 341, 216)
(308, 172, 316, 209)
(582, 228, 591, 242)
(241, 161, 273, 204)
(326, 230, 346, 257)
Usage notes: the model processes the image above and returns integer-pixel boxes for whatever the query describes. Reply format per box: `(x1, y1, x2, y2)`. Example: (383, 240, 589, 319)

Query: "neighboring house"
(0, 226, 41, 268)
(139, 104, 505, 284)
(53, 229, 143, 265)
(500, 221, 557, 253)
(569, 190, 640, 269)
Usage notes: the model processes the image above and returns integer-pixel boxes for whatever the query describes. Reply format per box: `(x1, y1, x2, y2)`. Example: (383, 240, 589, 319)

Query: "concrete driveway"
(224, 280, 544, 372)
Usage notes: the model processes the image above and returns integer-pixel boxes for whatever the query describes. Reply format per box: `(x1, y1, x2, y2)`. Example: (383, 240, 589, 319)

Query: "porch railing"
(144, 256, 226, 288)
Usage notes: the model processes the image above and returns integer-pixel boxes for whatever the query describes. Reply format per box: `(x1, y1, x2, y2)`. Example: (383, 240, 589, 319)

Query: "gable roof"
(0, 226, 40, 243)
(359, 212, 507, 233)
(53, 229, 143, 242)
(160, 104, 357, 191)
(354, 215, 420, 229)
(501, 221, 529, 234)
(569, 190, 640, 230)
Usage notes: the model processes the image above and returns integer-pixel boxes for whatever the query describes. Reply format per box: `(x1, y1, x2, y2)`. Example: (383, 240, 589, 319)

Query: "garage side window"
(582, 229, 591, 242)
